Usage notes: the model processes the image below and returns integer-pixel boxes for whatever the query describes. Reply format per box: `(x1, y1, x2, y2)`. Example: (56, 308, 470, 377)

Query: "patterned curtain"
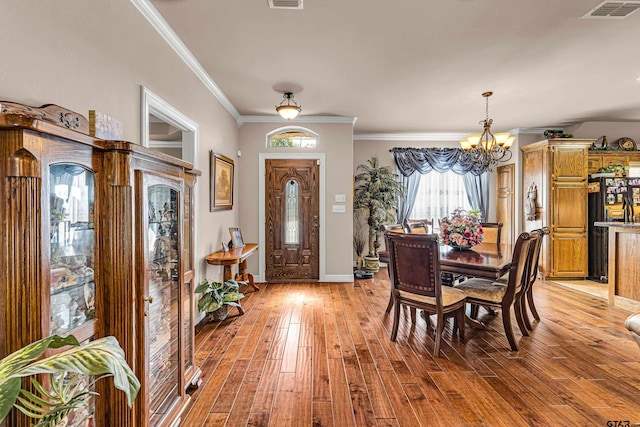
(391, 147, 486, 177)
(391, 147, 489, 221)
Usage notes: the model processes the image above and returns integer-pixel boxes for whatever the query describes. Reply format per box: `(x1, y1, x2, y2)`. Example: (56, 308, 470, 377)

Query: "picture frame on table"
(229, 227, 245, 248)
(210, 151, 234, 211)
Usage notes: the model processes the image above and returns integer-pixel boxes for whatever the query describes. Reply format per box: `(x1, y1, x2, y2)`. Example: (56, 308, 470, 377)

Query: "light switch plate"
(332, 204, 346, 213)
(335, 194, 346, 202)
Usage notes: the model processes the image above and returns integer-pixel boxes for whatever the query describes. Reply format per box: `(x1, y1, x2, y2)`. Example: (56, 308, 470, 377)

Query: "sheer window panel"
(410, 170, 470, 231)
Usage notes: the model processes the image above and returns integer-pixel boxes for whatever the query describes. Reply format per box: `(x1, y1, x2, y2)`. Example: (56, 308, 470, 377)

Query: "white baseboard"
(323, 274, 356, 282)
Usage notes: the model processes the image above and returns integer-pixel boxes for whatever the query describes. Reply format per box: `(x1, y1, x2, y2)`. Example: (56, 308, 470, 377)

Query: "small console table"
(205, 243, 260, 291)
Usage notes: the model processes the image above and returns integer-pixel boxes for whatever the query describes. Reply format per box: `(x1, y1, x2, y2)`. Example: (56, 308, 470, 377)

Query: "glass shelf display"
(49, 165, 96, 337)
(146, 185, 180, 426)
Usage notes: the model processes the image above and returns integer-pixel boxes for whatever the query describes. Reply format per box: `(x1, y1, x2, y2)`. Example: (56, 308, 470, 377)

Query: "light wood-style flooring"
(182, 270, 640, 426)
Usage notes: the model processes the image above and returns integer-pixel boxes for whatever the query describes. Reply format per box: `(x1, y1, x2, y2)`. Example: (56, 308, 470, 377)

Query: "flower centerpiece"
(439, 208, 484, 250)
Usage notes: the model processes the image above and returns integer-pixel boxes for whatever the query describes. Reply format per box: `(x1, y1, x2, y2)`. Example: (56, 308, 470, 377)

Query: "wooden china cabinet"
(0, 103, 200, 427)
(521, 138, 594, 279)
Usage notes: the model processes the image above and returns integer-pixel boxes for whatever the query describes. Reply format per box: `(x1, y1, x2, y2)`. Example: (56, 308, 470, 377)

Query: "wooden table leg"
(236, 259, 260, 291)
(223, 265, 233, 282)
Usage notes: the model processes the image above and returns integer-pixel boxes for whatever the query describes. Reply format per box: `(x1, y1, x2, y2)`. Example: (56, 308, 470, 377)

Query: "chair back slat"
(386, 232, 441, 299)
(503, 231, 537, 301)
(406, 218, 434, 234)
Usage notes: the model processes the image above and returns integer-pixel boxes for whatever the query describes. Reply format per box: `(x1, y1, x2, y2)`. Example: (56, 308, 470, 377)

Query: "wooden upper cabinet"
(552, 181, 588, 232)
(552, 145, 588, 180)
(587, 151, 640, 175)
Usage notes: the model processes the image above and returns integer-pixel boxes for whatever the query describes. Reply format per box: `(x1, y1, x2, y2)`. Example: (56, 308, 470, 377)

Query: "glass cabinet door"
(146, 185, 181, 426)
(49, 164, 96, 339)
(182, 182, 194, 377)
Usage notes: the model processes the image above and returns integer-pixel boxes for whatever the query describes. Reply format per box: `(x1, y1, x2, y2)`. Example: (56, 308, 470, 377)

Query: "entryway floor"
(551, 279, 640, 312)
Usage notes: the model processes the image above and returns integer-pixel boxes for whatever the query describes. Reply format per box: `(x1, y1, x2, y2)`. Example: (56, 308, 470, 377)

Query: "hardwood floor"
(182, 270, 640, 426)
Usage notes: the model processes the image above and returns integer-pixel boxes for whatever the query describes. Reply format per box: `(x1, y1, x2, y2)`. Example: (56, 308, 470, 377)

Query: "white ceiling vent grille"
(582, 1, 640, 19)
(269, 0, 303, 9)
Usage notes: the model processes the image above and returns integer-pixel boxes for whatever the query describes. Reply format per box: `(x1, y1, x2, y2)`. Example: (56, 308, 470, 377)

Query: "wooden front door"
(265, 159, 320, 281)
(496, 164, 515, 245)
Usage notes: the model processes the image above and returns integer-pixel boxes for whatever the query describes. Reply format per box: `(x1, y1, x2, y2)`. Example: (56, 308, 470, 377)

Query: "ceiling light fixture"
(459, 91, 515, 173)
(276, 92, 302, 120)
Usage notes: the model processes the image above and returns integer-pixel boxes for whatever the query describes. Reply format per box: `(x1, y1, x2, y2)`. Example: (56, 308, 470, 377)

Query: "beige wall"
(1, 2, 240, 297)
(238, 121, 355, 280)
(566, 122, 640, 144)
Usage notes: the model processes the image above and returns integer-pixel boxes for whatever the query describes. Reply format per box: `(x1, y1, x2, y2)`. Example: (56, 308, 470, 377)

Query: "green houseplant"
(353, 156, 403, 270)
(196, 279, 245, 321)
(0, 334, 139, 426)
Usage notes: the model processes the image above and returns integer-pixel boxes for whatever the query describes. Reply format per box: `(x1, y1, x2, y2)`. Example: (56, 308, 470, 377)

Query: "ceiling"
(148, 0, 640, 136)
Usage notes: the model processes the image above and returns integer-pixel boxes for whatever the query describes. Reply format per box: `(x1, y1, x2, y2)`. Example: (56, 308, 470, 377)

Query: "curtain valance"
(390, 147, 485, 177)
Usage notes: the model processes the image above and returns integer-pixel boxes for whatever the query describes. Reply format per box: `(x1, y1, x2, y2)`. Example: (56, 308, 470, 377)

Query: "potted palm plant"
(353, 156, 403, 271)
(196, 279, 245, 321)
(0, 334, 139, 426)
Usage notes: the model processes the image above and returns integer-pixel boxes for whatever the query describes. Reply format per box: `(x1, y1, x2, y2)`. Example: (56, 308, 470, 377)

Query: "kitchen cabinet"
(522, 139, 594, 278)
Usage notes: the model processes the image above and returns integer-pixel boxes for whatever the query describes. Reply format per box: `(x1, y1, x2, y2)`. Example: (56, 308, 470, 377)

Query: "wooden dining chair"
(480, 222, 503, 245)
(385, 232, 466, 357)
(406, 218, 434, 234)
(381, 222, 427, 313)
(521, 226, 550, 329)
(453, 230, 539, 351)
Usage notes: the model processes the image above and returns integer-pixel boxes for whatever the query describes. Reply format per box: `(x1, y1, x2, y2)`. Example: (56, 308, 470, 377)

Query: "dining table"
(439, 242, 514, 328)
(439, 242, 513, 280)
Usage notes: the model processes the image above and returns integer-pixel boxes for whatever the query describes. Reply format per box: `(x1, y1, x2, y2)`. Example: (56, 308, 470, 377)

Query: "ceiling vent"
(582, 1, 640, 18)
(268, 0, 303, 9)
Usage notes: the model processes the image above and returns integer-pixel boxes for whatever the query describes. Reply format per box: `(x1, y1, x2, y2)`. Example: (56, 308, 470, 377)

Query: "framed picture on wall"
(229, 227, 245, 248)
(210, 151, 234, 211)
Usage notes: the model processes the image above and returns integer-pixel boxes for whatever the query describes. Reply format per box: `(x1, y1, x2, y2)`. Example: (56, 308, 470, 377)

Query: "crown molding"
(353, 133, 467, 142)
(353, 128, 547, 141)
(240, 115, 357, 126)
(130, 0, 241, 124)
(510, 127, 547, 134)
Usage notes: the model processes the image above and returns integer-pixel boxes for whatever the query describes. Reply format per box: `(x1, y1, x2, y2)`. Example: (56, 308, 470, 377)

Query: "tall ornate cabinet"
(0, 103, 200, 427)
(521, 139, 594, 278)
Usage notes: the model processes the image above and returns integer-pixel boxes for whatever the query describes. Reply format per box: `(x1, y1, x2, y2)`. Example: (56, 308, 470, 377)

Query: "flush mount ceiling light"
(276, 92, 302, 120)
(459, 92, 514, 173)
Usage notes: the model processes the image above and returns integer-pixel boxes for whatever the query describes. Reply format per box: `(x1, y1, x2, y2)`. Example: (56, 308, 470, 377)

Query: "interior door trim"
(259, 153, 326, 282)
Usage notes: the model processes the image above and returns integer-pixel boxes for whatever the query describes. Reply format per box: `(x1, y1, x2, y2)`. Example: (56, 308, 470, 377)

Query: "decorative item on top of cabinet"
(617, 137, 637, 151)
(593, 135, 608, 150)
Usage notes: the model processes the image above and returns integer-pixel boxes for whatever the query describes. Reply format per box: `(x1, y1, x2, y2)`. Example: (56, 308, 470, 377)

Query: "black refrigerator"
(587, 176, 640, 282)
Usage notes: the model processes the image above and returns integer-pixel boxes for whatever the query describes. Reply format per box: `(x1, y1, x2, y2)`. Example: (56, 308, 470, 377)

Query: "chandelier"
(276, 92, 302, 120)
(459, 91, 514, 172)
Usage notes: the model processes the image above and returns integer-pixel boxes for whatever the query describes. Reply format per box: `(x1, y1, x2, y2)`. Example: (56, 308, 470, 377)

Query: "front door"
(265, 159, 320, 281)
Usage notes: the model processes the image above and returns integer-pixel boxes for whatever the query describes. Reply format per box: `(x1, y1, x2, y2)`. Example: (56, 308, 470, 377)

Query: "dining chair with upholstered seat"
(453, 230, 540, 351)
(480, 222, 503, 245)
(521, 226, 550, 329)
(405, 218, 434, 234)
(385, 231, 467, 357)
(380, 222, 428, 313)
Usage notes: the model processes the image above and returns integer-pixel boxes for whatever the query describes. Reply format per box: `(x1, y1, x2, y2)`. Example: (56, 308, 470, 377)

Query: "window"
(267, 127, 318, 148)
(410, 170, 470, 229)
(285, 180, 300, 244)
